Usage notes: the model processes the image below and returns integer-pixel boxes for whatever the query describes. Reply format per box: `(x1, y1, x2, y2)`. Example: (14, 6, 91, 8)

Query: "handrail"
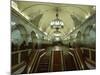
(64, 51, 79, 70)
(68, 52, 79, 70)
(61, 51, 64, 71)
(51, 51, 54, 72)
(85, 58, 95, 65)
(72, 50, 82, 69)
(69, 48, 95, 52)
(12, 61, 25, 70)
(74, 49, 84, 70)
(48, 51, 52, 72)
(12, 49, 33, 69)
(12, 61, 26, 73)
(12, 49, 32, 54)
(69, 47, 95, 69)
(27, 51, 39, 73)
(34, 52, 47, 72)
(28, 50, 46, 73)
(81, 48, 95, 52)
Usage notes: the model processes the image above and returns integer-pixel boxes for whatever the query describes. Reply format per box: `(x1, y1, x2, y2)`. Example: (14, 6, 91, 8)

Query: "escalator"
(26, 47, 90, 73)
(63, 52, 78, 71)
(52, 51, 63, 72)
(34, 52, 51, 73)
(22, 50, 36, 73)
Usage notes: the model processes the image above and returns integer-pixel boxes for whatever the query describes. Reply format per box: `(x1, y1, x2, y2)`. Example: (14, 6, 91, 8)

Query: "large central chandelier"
(50, 8, 64, 30)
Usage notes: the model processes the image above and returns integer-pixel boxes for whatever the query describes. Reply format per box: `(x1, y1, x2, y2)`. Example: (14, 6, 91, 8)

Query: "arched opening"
(11, 24, 27, 51)
(31, 31, 37, 49)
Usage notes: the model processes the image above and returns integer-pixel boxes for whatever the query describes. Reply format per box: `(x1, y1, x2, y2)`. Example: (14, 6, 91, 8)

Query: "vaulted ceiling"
(13, 1, 96, 37)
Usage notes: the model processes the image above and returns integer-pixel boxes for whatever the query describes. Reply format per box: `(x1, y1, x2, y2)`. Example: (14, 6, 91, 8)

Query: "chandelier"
(50, 8, 64, 30)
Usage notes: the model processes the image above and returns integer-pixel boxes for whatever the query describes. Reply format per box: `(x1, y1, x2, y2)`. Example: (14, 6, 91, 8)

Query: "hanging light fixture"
(50, 7, 64, 30)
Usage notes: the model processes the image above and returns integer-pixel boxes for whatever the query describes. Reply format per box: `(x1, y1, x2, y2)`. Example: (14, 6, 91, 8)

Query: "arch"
(31, 31, 37, 49)
(31, 31, 37, 40)
(31, 14, 43, 27)
(21, 4, 88, 15)
(12, 24, 27, 41)
(11, 24, 28, 46)
(83, 25, 96, 46)
(83, 25, 93, 36)
(76, 31, 82, 46)
(76, 31, 81, 39)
